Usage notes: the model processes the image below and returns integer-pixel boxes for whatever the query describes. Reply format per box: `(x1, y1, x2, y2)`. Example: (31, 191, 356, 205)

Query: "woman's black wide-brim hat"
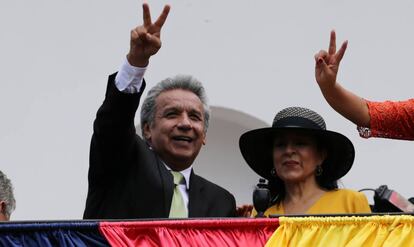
(239, 107, 355, 182)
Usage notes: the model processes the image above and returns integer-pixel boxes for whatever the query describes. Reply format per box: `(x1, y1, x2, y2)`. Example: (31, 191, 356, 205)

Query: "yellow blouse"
(261, 189, 371, 216)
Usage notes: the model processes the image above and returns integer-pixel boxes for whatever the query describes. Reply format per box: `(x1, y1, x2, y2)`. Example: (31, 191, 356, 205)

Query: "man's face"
(143, 89, 206, 170)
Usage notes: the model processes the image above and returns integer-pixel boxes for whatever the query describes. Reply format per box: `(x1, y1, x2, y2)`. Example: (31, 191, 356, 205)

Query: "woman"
(314, 30, 414, 140)
(239, 107, 371, 215)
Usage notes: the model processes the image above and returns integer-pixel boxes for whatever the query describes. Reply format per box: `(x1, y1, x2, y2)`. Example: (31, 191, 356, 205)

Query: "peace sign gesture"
(314, 30, 348, 90)
(127, 3, 170, 67)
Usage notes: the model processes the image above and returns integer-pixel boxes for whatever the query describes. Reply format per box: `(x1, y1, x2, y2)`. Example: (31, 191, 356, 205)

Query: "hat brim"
(239, 127, 355, 182)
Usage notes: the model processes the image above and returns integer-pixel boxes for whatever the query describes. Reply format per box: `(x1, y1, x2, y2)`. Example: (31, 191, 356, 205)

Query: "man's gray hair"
(140, 74, 210, 136)
(0, 170, 16, 219)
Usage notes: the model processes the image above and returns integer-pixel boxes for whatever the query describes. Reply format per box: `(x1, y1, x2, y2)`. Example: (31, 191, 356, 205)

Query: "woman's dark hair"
(268, 133, 338, 206)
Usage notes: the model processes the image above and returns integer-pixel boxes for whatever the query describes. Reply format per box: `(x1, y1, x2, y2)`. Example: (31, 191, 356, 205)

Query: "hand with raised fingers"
(127, 3, 170, 67)
(314, 30, 348, 90)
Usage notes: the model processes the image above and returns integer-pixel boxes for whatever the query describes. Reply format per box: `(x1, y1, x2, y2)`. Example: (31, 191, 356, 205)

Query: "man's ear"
(202, 133, 206, 145)
(143, 123, 152, 141)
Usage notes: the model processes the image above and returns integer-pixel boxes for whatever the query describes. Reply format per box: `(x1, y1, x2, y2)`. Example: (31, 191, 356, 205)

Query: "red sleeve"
(357, 99, 414, 140)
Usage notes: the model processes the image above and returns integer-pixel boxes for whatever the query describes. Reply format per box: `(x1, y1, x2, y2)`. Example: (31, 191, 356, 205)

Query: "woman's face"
(273, 130, 326, 184)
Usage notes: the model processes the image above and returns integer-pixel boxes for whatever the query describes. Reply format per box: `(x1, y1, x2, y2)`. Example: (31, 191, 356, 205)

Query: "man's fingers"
(131, 29, 139, 41)
(130, 30, 149, 51)
(328, 30, 336, 55)
(335, 40, 348, 64)
(131, 26, 148, 42)
(145, 33, 161, 49)
(142, 3, 152, 26)
(154, 5, 171, 28)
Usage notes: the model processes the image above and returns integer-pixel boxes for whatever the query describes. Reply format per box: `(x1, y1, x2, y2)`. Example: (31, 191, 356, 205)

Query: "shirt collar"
(164, 163, 192, 189)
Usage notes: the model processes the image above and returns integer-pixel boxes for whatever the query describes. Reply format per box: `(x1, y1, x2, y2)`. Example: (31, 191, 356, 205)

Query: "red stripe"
(99, 218, 279, 247)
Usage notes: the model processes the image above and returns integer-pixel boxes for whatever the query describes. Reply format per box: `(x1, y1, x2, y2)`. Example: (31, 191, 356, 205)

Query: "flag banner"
(0, 218, 279, 247)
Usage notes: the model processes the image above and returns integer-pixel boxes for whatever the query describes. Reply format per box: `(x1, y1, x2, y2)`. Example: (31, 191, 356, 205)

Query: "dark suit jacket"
(83, 73, 236, 219)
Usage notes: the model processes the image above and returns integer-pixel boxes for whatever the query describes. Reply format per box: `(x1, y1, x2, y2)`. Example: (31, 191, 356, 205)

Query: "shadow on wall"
(136, 106, 269, 205)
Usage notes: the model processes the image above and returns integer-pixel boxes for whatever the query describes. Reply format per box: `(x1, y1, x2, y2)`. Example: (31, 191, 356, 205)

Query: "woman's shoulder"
(324, 189, 367, 201)
(321, 189, 371, 213)
(329, 188, 363, 195)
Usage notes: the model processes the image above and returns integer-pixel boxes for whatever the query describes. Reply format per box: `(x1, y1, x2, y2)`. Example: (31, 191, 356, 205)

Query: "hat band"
(272, 117, 324, 130)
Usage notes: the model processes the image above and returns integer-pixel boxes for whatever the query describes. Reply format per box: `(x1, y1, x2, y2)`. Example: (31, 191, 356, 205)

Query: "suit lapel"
(156, 158, 174, 217)
(188, 171, 206, 217)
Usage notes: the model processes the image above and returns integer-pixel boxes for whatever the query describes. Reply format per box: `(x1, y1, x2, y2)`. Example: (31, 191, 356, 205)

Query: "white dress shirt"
(115, 58, 147, 93)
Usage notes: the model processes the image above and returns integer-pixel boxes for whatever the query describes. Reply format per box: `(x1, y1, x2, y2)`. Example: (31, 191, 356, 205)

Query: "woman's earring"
(315, 165, 323, 176)
(270, 168, 277, 177)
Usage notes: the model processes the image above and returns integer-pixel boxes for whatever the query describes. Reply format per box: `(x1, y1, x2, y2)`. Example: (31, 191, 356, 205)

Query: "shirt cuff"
(115, 58, 147, 93)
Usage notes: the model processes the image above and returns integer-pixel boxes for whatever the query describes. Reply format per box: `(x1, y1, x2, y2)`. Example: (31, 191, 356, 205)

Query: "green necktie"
(169, 171, 188, 218)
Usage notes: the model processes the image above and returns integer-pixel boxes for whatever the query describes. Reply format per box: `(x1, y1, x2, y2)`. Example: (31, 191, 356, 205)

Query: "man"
(0, 170, 16, 221)
(83, 3, 236, 219)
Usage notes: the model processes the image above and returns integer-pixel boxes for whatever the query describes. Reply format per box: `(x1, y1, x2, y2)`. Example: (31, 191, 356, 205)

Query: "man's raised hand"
(127, 3, 170, 67)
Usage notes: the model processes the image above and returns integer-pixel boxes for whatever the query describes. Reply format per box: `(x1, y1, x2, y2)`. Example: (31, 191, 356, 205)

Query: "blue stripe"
(0, 221, 109, 247)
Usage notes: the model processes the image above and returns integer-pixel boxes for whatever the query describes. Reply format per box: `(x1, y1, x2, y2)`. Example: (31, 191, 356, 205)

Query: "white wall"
(195, 106, 269, 206)
(1, 0, 414, 220)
